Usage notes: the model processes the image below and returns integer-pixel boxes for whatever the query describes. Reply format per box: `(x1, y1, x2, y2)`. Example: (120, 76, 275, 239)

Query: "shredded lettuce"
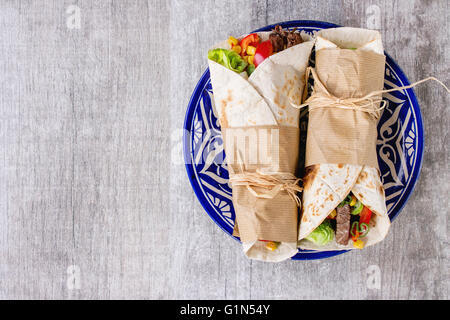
(305, 220, 334, 246)
(208, 48, 248, 74)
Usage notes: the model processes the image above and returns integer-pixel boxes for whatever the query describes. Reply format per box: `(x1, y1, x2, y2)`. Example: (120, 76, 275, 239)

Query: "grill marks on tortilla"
(281, 70, 303, 104)
(303, 165, 318, 190)
(326, 193, 334, 202)
(315, 187, 321, 196)
(272, 72, 301, 125)
(220, 100, 229, 128)
(273, 89, 285, 109)
(360, 170, 368, 180)
(359, 170, 376, 189)
(286, 72, 302, 105)
(219, 89, 234, 128)
(358, 170, 377, 188)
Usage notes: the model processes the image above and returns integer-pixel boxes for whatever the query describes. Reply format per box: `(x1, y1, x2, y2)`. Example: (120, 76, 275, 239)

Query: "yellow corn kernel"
(246, 45, 256, 56)
(231, 45, 242, 54)
(350, 195, 357, 206)
(247, 55, 254, 65)
(265, 241, 279, 251)
(227, 36, 238, 47)
(328, 209, 337, 219)
(353, 239, 365, 249)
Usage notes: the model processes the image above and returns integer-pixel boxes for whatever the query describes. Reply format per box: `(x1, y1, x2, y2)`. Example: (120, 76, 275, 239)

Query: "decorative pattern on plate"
(183, 21, 424, 260)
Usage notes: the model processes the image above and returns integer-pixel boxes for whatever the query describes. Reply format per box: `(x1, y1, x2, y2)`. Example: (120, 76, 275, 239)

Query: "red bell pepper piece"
(239, 33, 260, 55)
(359, 206, 373, 225)
(254, 40, 273, 67)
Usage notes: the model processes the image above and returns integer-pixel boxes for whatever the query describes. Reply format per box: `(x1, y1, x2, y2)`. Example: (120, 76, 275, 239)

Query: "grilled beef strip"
(269, 26, 286, 52)
(336, 204, 351, 245)
(286, 29, 303, 48)
(269, 25, 303, 52)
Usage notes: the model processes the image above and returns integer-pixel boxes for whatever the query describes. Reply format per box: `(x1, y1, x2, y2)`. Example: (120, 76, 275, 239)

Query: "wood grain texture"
(0, 0, 448, 299)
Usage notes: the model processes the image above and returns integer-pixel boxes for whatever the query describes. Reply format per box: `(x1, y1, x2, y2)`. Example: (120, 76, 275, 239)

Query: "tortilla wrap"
(298, 28, 390, 250)
(208, 32, 314, 261)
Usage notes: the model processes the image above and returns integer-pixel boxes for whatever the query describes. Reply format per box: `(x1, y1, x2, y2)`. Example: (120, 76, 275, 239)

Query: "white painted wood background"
(0, 0, 448, 299)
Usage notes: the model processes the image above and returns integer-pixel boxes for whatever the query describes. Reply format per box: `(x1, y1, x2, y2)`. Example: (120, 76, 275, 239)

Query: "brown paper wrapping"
(305, 48, 386, 168)
(223, 126, 300, 243)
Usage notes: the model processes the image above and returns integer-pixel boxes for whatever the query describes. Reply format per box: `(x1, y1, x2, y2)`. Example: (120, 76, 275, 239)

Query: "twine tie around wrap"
(229, 151, 303, 207)
(290, 67, 450, 117)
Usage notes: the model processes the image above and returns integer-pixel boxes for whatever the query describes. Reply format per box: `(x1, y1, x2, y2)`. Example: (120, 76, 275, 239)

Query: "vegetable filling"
(208, 25, 303, 78)
(305, 193, 374, 249)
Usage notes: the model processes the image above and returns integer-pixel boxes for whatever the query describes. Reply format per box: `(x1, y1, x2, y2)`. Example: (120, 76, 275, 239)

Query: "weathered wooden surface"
(0, 0, 448, 299)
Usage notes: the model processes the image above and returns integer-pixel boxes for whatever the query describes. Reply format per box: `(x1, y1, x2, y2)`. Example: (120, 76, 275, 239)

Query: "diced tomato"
(359, 206, 373, 224)
(240, 33, 260, 55)
(254, 40, 273, 67)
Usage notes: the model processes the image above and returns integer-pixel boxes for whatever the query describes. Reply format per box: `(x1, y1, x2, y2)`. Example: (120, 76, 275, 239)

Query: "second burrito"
(298, 27, 391, 250)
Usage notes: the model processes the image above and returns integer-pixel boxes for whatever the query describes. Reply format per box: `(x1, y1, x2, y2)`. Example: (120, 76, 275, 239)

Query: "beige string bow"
(290, 67, 450, 117)
(229, 151, 303, 207)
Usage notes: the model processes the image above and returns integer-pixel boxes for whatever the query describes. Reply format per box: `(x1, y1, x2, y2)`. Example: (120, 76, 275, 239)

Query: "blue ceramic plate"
(183, 20, 424, 260)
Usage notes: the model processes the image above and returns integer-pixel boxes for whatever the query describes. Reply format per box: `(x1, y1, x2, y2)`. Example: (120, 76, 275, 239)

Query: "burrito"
(298, 27, 390, 250)
(208, 26, 314, 261)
